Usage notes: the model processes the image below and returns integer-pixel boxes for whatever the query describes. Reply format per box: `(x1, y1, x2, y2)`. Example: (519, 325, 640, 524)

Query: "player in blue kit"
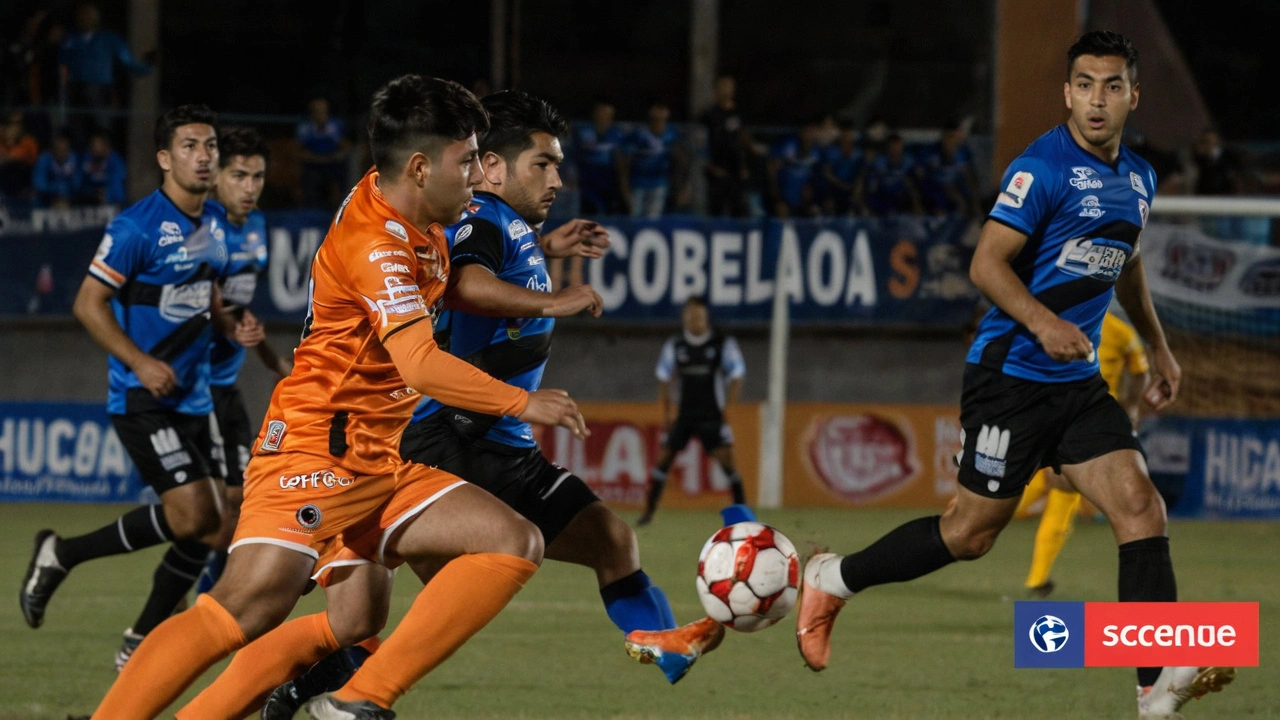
(795, 32, 1235, 718)
(19, 105, 260, 669)
(196, 126, 293, 593)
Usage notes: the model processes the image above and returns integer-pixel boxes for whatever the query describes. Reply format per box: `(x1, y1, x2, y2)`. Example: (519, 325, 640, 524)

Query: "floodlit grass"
(2, 504, 1276, 719)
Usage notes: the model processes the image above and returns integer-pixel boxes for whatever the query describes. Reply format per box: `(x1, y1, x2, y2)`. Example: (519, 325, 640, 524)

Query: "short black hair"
(478, 90, 568, 164)
(1067, 31, 1139, 82)
(218, 126, 270, 167)
(154, 104, 218, 152)
(367, 74, 489, 170)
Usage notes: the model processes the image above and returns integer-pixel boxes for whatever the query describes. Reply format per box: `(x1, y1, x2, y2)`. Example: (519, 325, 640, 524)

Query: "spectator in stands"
(1126, 128, 1185, 195)
(295, 97, 351, 208)
(2, 10, 48, 106)
(0, 111, 40, 200)
(1191, 127, 1243, 196)
(32, 131, 80, 207)
(59, 2, 154, 140)
(624, 100, 683, 218)
(573, 98, 627, 215)
(702, 74, 752, 217)
(861, 133, 922, 216)
(819, 120, 865, 215)
(768, 119, 822, 217)
(917, 118, 981, 216)
(78, 128, 125, 205)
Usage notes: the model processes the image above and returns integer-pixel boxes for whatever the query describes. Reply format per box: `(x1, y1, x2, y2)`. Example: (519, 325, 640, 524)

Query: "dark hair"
(217, 126, 270, 167)
(367, 74, 488, 170)
(154, 104, 218, 152)
(1067, 31, 1139, 82)
(478, 90, 568, 164)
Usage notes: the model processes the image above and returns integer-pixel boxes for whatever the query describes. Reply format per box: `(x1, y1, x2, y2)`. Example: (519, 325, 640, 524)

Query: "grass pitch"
(1, 504, 1276, 719)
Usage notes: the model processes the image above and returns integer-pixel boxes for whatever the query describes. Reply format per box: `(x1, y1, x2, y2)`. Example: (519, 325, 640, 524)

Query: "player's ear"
(407, 151, 431, 187)
(156, 149, 171, 173)
(480, 151, 504, 185)
(1063, 81, 1072, 111)
(1129, 82, 1140, 111)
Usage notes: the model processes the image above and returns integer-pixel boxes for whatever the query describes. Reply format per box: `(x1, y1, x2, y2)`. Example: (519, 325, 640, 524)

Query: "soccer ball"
(695, 521, 800, 632)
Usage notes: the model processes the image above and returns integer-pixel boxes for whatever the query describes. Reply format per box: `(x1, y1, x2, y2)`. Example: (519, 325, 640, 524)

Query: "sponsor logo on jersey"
(158, 221, 184, 246)
(997, 170, 1034, 208)
(1130, 172, 1149, 197)
(1056, 237, 1129, 282)
(380, 262, 410, 274)
(157, 280, 213, 322)
(519, 241, 536, 252)
(278, 470, 354, 490)
(526, 275, 551, 293)
(389, 387, 418, 400)
(261, 420, 287, 451)
(508, 218, 532, 239)
(295, 504, 323, 530)
(527, 255, 544, 266)
(973, 423, 1010, 481)
(368, 249, 410, 262)
(805, 414, 920, 503)
(454, 224, 474, 244)
(1078, 195, 1105, 218)
(1069, 167, 1104, 190)
(384, 220, 409, 241)
(220, 272, 258, 306)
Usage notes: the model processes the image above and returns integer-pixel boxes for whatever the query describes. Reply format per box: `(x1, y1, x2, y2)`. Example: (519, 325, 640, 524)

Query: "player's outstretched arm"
(383, 318, 588, 438)
(970, 219, 1094, 363)
(72, 274, 177, 397)
(540, 219, 610, 259)
(1114, 255, 1180, 410)
(446, 264, 603, 318)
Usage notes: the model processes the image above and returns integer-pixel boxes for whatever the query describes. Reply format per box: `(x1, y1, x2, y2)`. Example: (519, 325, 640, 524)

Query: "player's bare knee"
(167, 504, 224, 540)
(330, 607, 387, 647)
(946, 525, 1001, 561)
(597, 511, 641, 574)
(497, 517, 544, 565)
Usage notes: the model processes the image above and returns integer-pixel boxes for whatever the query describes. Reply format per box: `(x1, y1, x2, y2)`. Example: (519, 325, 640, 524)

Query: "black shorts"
(211, 385, 254, 487)
(110, 406, 226, 495)
(399, 413, 600, 544)
(665, 417, 733, 453)
(957, 364, 1142, 499)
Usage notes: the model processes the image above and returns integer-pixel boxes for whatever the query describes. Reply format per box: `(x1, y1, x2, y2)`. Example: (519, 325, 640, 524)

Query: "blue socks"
(601, 570, 677, 633)
(720, 504, 757, 526)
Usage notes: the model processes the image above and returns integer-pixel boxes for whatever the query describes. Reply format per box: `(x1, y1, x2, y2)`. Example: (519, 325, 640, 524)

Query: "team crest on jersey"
(1078, 195, 1105, 218)
(384, 220, 409, 241)
(261, 420, 287, 451)
(1130, 172, 1149, 197)
(1069, 167, 1103, 190)
(508, 218, 532, 239)
(454, 224, 474, 244)
(1056, 237, 1129, 282)
(158, 221, 184, 246)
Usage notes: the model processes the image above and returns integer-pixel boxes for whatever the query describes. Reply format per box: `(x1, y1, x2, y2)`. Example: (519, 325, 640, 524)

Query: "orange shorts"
(230, 451, 467, 580)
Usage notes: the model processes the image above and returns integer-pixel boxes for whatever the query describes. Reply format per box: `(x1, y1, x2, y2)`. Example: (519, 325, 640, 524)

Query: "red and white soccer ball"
(696, 521, 801, 632)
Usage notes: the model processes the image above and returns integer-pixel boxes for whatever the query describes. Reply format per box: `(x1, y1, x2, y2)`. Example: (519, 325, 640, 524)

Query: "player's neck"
(377, 176, 446, 234)
(160, 178, 205, 218)
(1066, 119, 1122, 165)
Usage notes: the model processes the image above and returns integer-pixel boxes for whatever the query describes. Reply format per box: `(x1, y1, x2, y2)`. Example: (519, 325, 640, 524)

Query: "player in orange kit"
(89, 75, 587, 720)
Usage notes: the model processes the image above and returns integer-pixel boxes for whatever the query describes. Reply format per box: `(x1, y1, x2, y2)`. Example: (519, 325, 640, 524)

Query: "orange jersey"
(253, 170, 522, 476)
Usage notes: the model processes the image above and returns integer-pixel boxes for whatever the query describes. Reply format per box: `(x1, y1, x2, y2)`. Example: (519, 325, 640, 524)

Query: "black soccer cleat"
(305, 695, 396, 720)
(20, 530, 68, 629)
(263, 646, 370, 720)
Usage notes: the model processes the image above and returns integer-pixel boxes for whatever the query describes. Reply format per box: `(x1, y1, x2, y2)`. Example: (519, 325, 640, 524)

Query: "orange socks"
(334, 552, 537, 709)
(93, 594, 247, 720)
(177, 611, 341, 719)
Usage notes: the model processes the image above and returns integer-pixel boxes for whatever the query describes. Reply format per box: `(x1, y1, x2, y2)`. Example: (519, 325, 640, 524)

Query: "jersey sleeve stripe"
(89, 260, 125, 289)
(380, 314, 430, 343)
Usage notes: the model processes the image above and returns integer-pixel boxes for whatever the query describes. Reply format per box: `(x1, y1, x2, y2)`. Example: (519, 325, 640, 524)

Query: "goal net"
(1144, 196, 1280, 417)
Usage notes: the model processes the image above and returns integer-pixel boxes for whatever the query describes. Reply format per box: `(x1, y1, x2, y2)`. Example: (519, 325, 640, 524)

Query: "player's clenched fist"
(1033, 316, 1094, 363)
(133, 355, 178, 398)
(545, 284, 604, 318)
(520, 388, 590, 439)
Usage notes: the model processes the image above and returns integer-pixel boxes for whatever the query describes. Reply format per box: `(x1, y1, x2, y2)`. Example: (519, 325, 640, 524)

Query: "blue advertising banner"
(0, 401, 147, 503)
(1142, 417, 1280, 519)
(0, 213, 979, 327)
(583, 216, 980, 325)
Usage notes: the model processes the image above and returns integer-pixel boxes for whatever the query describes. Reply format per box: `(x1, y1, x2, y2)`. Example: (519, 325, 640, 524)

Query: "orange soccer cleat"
(624, 617, 725, 684)
(795, 553, 848, 672)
